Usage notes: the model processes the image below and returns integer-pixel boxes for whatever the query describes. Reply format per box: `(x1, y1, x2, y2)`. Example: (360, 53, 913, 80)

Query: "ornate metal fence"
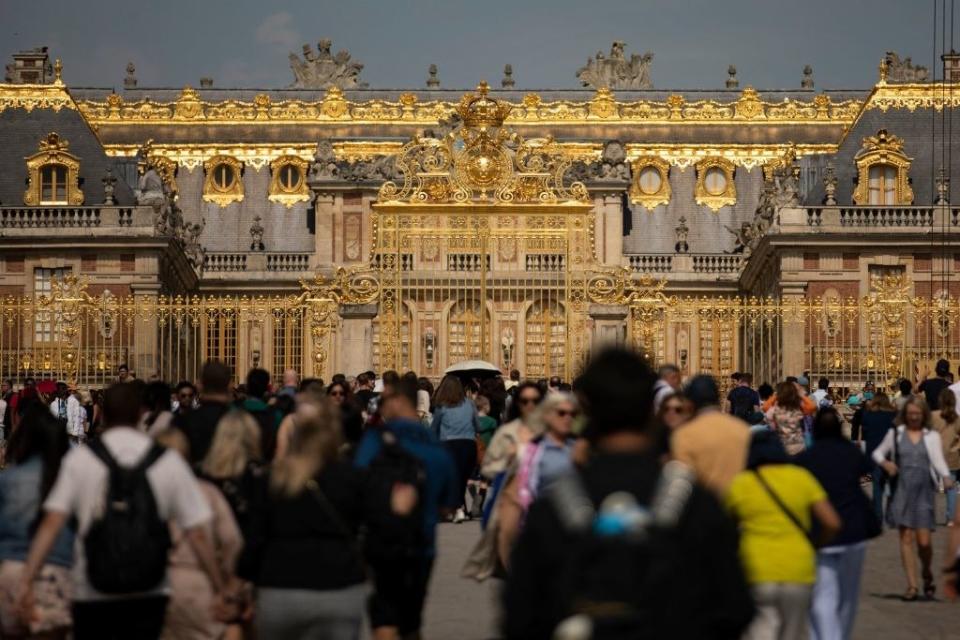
(1, 270, 954, 393)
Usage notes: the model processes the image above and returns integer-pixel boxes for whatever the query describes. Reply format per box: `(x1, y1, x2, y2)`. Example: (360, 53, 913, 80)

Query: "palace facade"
(1, 43, 959, 388)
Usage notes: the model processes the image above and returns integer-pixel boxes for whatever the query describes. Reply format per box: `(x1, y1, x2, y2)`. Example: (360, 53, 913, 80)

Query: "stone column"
(589, 303, 628, 352)
(594, 194, 626, 267)
(339, 303, 377, 375)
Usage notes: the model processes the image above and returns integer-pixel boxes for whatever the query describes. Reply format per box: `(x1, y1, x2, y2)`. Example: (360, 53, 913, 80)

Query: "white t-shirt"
(44, 427, 211, 601)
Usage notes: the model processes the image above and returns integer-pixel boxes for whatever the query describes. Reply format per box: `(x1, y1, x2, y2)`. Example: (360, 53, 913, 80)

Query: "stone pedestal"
(589, 303, 628, 352)
(339, 303, 378, 375)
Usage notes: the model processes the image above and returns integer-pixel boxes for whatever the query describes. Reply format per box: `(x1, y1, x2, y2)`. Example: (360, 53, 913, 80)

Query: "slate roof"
(0, 105, 136, 206)
(804, 105, 960, 206)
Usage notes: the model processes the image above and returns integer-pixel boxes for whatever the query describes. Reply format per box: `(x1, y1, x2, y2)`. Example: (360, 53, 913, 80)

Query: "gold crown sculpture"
(456, 81, 513, 129)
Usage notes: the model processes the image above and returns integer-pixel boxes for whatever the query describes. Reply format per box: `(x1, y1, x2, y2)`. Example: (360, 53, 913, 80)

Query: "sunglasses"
(518, 396, 540, 405)
(554, 409, 578, 418)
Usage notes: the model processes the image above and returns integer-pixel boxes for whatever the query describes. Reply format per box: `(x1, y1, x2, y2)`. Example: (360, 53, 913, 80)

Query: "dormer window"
(694, 157, 736, 212)
(268, 156, 310, 207)
(23, 133, 83, 206)
(40, 163, 69, 204)
(629, 157, 671, 210)
(202, 156, 244, 206)
(853, 130, 913, 206)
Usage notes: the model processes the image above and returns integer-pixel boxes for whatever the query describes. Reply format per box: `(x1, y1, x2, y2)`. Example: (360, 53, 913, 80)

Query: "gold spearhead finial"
(54, 58, 63, 84)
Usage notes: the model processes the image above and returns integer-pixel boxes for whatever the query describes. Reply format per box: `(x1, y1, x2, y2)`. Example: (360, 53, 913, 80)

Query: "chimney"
(943, 50, 960, 83)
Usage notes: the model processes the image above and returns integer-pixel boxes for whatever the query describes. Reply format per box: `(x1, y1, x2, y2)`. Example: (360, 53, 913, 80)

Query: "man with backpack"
(16, 383, 228, 639)
(504, 349, 754, 640)
(727, 372, 760, 422)
(354, 378, 458, 640)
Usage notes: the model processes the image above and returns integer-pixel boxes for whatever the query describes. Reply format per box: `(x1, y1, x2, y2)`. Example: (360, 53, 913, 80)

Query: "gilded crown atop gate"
(456, 81, 512, 129)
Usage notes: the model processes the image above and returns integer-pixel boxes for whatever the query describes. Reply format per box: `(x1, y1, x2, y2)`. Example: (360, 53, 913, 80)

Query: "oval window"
(703, 167, 728, 196)
(213, 163, 236, 191)
(637, 166, 663, 195)
(278, 163, 302, 192)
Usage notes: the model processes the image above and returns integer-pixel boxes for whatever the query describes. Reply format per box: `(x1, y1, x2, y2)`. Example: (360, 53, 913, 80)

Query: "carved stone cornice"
(867, 81, 960, 112)
(75, 86, 862, 127)
(0, 82, 75, 114)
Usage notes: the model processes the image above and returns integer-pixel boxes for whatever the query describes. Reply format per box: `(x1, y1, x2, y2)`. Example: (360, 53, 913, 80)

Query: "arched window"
(202, 156, 244, 206)
(268, 156, 311, 207)
(853, 130, 913, 206)
(525, 300, 566, 379)
(23, 133, 83, 206)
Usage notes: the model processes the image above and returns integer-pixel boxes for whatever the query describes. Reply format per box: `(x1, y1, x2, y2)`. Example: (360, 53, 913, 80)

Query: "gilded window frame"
(267, 155, 310, 208)
(202, 155, 244, 206)
(852, 129, 914, 205)
(23, 132, 83, 206)
(694, 157, 736, 212)
(629, 156, 671, 210)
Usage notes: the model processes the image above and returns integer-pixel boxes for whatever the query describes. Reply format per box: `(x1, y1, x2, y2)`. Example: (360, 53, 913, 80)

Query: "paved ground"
(418, 508, 958, 640)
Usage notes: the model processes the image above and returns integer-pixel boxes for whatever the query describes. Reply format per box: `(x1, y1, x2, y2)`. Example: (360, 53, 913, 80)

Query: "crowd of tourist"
(0, 353, 958, 639)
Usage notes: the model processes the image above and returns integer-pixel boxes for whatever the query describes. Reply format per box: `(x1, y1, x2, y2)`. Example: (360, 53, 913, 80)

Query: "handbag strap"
(304, 479, 365, 567)
(751, 469, 813, 543)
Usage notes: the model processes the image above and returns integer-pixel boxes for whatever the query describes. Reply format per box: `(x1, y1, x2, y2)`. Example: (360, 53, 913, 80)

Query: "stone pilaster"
(589, 303, 628, 352)
(338, 303, 378, 375)
(781, 283, 806, 378)
(313, 193, 337, 265)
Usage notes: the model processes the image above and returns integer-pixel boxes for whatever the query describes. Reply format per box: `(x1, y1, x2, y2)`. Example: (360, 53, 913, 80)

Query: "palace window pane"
(279, 164, 301, 191)
(868, 164, 897, 205)
(40, 163, 67, 204)
(704, 167, 727, 196)
(214, 164, 236, 191)
(637, 166, 663, 195)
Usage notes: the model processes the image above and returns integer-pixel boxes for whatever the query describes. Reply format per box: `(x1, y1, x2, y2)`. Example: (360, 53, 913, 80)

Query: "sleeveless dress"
(887, 433, 936, 529)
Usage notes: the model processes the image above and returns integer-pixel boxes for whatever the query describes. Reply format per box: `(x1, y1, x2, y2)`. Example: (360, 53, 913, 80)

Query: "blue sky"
(1, 0, 946, 90)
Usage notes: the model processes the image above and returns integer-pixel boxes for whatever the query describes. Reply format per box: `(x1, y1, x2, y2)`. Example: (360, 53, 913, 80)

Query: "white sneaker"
(453, 508, 466, 524)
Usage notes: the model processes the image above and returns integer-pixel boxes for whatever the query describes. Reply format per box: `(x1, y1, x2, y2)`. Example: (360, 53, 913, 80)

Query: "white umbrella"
(444, 360, 501, 377)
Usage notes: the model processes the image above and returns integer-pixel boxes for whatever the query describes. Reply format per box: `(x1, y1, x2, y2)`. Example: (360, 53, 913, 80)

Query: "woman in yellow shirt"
(726, 430, 841, 640)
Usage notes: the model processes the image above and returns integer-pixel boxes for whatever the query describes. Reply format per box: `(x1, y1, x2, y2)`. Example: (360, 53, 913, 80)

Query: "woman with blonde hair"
(201, 410, 264, 532)
(873, 396, 955, 600)
(238, 396, 369, 639)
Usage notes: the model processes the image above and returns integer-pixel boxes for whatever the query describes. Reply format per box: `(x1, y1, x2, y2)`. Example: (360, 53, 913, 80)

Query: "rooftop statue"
(288, 39, 368, 89)
(577, 41, 653, 90)
(884, 51, 929, 83)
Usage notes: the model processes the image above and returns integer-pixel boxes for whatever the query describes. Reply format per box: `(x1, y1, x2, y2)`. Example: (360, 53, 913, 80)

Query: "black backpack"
(548, 462, 695, 639)
(362, 430, 427, 561)
(85, 440, 172, 594)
